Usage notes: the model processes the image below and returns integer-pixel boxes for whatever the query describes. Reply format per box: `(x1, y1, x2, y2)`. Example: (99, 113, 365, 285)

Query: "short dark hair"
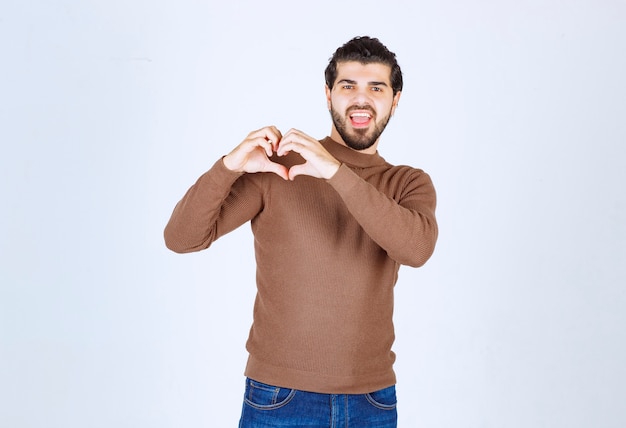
(325, 36, 403, 95)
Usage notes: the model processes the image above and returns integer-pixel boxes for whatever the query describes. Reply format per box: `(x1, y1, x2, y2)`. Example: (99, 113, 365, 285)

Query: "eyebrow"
(337, 79, 389, 87)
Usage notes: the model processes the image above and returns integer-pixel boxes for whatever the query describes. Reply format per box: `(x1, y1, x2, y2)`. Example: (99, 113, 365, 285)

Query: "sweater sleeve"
(327, 164, 438, 267)
(164, 158, 264, 253)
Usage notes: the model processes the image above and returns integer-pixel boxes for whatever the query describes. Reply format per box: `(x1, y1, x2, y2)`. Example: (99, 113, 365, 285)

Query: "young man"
(164, 36, 438, 427)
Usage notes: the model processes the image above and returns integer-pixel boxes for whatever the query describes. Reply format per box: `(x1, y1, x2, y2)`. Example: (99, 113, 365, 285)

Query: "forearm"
(328, 164, 438, 267)
(164, 158, 246, 253)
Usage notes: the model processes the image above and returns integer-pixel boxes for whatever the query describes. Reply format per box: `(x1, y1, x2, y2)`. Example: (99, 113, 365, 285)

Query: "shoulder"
(366, 163, 435, 201)
(373, 161, 433, 185)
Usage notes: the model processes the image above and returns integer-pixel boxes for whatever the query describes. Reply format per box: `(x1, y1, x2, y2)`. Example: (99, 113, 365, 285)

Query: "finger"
(246, 127, 281, 151)
(262, 126, 283, 150)
(276, 135, 306, 157)
(238, 138, 270, 159)
(265, 129, 283, 153)
(264, 160, 289, 180)
(257, 137, 274, 158)
(266, 125, 283, 142)
(249, 125, 282, 141)
(277, 129, 320, 156)
(276, 139, 294, 157)
(267, 138, 281, 154)
(282, 128, 305, 139)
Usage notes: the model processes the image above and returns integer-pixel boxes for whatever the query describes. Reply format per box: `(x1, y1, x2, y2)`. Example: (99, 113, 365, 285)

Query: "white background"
(1, 1, 625, 427)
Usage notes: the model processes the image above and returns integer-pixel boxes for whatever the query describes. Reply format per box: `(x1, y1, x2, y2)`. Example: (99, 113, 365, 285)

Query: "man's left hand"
(277, 129, 341, 180)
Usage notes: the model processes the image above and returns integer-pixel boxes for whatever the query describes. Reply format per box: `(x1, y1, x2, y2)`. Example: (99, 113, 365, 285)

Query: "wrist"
(222, 154, 240, 172)
(325, 161, 341, 180)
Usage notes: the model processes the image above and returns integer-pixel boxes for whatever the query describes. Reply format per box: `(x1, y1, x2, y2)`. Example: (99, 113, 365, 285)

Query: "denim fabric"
(238, 378, 398, 427)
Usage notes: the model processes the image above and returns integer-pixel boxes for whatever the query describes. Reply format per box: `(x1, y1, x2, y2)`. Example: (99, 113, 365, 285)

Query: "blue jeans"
(238, 378, 398, 427)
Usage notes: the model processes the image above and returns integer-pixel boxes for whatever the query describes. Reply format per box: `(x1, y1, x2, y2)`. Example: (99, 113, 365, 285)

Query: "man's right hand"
(222, 126, 289, 180)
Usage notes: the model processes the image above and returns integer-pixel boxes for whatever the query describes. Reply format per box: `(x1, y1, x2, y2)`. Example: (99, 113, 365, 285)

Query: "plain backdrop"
(1, 1, 625, 427)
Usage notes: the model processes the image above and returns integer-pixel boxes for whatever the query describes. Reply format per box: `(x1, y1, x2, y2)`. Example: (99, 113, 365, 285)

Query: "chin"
(342, 130, 377, 151)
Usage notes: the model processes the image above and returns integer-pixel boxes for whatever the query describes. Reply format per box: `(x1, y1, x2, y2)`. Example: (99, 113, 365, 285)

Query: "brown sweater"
(164, 137, 438, 394)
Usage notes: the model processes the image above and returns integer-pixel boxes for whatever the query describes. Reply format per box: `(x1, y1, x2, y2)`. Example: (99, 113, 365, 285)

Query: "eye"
(342, 84, 354, 90)
(371, 86, 383, 92)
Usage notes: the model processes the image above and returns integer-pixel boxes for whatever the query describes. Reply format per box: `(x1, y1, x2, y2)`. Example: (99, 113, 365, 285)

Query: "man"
(164, 36, 438, 427)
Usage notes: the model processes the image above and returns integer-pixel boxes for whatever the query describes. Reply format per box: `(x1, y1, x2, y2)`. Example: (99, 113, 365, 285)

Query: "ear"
(325, 85, 332, 110)
(390, 91, 402, 116)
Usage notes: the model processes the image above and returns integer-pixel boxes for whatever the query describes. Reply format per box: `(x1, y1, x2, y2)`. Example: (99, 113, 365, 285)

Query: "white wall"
(1, 1, 625, 427)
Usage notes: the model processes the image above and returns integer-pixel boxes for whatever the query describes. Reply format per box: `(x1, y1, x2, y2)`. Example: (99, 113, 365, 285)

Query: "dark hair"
(325, 36, 403, 95)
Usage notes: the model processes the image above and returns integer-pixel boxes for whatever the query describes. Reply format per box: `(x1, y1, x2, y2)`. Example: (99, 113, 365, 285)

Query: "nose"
(351, 86, 373, 105)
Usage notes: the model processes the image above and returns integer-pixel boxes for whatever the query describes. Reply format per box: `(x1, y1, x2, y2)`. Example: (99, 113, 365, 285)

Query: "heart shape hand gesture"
(223, 126, 340, 181)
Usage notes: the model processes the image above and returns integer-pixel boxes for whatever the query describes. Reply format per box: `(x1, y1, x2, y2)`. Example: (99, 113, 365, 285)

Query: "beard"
(330, 103, 392, 151)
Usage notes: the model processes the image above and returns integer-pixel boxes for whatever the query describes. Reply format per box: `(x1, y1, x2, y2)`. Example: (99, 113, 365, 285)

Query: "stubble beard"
(330, 104, 392, 151)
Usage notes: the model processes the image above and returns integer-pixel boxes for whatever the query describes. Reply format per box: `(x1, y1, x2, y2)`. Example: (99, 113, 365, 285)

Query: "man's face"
(326, 61, 401, 153)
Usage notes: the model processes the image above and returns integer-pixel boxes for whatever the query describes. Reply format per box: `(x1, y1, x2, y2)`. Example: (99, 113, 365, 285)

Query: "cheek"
(329, 98, 343, 113)
(378, 99, 395, 115)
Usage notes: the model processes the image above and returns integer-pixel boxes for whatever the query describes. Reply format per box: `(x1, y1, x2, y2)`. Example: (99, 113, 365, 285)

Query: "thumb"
(265, 161, 289, 180)
(287, 162, 309, 181)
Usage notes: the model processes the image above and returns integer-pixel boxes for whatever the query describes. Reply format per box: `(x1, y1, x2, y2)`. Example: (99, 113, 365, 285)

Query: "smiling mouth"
(349, 111, 372, 127)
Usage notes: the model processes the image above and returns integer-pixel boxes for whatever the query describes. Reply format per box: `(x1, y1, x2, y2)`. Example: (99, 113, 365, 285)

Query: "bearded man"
(165, 36, 438, 428)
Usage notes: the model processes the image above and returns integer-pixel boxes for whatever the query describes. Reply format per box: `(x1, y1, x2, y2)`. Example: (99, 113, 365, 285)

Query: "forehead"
(334, 61, 393, 85)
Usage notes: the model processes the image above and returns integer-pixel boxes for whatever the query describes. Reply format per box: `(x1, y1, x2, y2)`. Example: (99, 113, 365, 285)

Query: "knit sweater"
(164, 137, 438, 394)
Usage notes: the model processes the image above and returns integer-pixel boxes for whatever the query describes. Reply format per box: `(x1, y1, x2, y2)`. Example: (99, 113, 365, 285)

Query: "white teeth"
(351, 113, 371, 118)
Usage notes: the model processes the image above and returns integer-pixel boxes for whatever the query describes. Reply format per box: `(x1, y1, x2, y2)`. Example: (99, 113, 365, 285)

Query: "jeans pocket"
(244, 378, 296, 410)
(365, 385, 397, 410)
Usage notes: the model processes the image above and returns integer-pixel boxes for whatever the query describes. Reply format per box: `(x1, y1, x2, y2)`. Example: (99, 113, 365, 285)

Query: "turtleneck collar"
(320, 137, 387, 168)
